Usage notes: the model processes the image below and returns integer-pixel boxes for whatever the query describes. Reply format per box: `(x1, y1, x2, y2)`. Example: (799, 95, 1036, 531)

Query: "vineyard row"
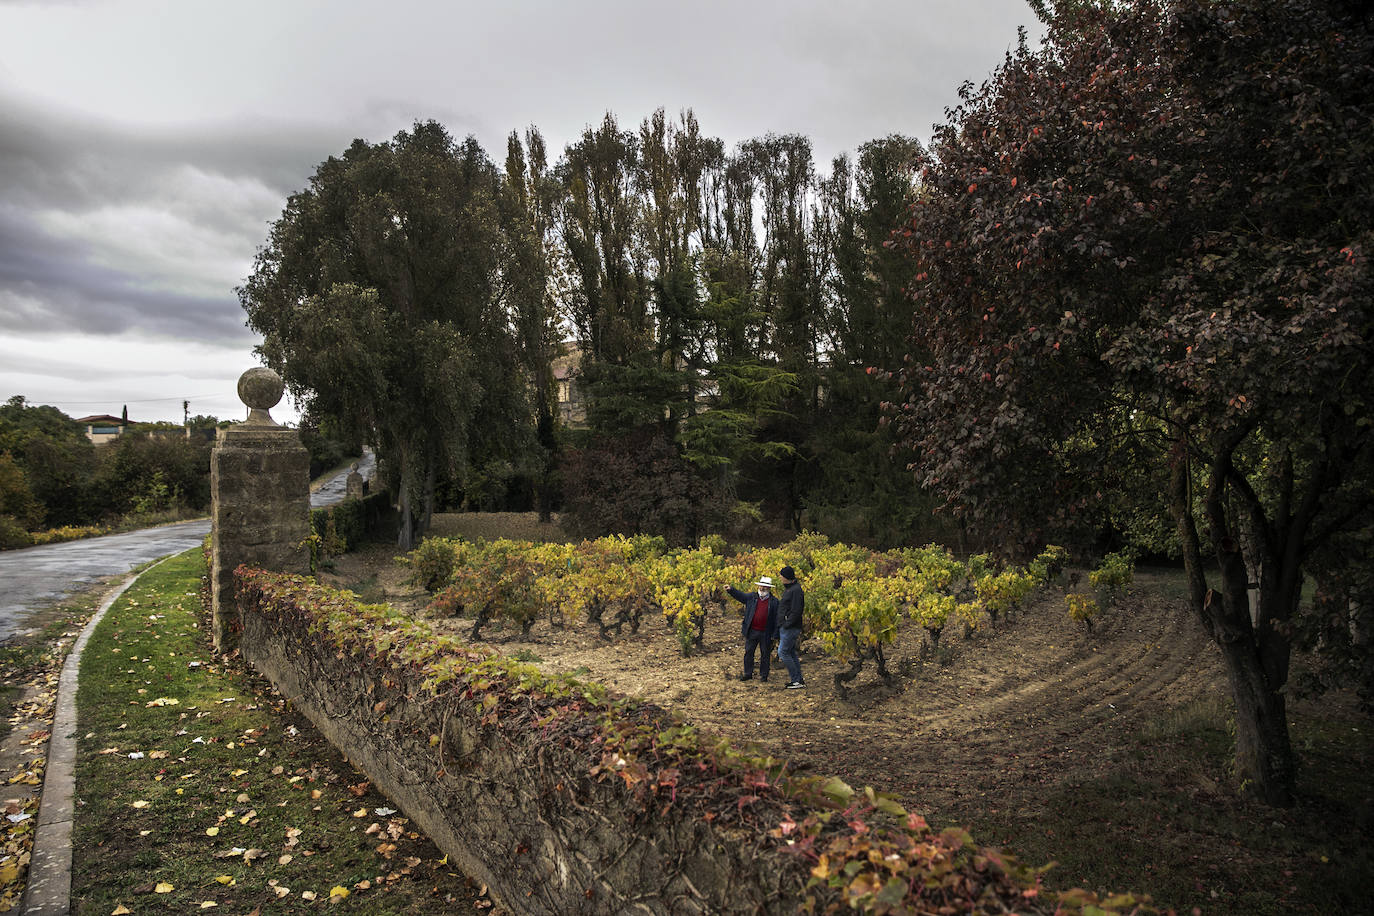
(402, 533, 1133, 685)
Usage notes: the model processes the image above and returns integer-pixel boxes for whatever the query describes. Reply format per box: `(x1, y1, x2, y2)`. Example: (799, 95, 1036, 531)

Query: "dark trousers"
(743, 630, 771, 680)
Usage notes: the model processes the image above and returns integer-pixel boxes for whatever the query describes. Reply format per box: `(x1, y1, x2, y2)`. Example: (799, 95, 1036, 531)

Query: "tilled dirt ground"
(427, 569, 1223, 823)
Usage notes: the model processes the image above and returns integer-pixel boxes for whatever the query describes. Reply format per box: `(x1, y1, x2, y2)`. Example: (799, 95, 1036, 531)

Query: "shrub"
(29, 524, 105, 546)
(1066, 592, 1101, 632)
(698, 533, 729, 556)
(426, 539, 543, 640)
(401, 537, 459, 593)
(0, 514, 32, 550)
(0, 451, 43, 530)
(1089, 550, 1135, 609)
(976, 569, 1036, 625)
(309, 507, 328, 538)
(94, 433, 211, 518)
(1029, 544, 1070, 583)
(560, 429, 730, 547)
(330, 497, 367, 548)
(310, 498, 368, 556)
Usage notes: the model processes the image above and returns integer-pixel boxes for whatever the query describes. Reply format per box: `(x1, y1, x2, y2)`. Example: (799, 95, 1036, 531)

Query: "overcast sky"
(0, 0, 1044, 425)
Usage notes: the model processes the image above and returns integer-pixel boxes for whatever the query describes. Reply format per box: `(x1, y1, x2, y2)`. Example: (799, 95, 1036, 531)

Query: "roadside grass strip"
(72, 549, 487, 914)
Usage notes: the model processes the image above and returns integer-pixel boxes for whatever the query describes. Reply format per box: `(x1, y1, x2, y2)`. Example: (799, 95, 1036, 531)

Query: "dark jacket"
(777, 580, 804, 631)
(727, 587, 779, 641)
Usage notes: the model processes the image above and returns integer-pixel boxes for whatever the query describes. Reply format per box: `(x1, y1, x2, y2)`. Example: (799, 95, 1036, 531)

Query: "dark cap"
(780, 566, 796, 581)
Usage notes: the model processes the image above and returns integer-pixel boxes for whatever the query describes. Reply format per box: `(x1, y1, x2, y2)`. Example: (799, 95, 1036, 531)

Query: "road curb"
(22, 561, 166, 916)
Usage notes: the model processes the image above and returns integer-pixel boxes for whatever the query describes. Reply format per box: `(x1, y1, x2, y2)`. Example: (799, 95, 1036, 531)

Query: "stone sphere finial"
(237, 367, 284, 426)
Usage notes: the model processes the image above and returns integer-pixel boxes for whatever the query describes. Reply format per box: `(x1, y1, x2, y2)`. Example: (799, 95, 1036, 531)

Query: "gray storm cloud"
(0, 92, 345, 343)
(0, 0, 1044, 423)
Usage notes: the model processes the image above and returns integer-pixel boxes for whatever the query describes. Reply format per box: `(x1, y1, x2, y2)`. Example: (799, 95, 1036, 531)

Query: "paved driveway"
(309, 448, 376, 508)
(0, 454, 375, 642)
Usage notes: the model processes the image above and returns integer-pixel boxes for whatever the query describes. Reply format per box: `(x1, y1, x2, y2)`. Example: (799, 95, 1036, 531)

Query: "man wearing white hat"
(726, 575, 780, 683)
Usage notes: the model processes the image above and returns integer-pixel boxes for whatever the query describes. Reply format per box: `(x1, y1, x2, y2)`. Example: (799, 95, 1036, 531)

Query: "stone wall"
(237, 593, 798, 914)
(209, 374, 1071, 916)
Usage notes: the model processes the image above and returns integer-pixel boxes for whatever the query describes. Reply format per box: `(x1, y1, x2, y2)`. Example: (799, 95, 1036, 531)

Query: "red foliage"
(888, 0, 1374, 805)
(560, 428, 729, 546)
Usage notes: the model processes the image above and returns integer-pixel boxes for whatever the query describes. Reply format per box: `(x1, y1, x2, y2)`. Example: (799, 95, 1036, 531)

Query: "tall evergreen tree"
(739, 133, 821, 527)
(558, 114, 672, 434)
(802, 137, 941, 544)
(240, 122, 523, 548)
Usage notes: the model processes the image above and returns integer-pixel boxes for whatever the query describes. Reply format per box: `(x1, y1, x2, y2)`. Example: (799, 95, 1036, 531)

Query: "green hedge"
(310, 492, 396, 554)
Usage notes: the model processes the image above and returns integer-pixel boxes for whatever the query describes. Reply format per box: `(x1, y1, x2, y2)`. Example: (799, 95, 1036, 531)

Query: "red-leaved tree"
(888, 0, 1373, 805)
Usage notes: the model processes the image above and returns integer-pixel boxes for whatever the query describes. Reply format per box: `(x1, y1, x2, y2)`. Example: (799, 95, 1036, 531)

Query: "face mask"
(758, 590, 769, 598)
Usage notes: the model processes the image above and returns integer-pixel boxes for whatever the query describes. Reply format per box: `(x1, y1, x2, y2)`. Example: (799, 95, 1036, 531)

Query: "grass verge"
(72, 549, 489, 914)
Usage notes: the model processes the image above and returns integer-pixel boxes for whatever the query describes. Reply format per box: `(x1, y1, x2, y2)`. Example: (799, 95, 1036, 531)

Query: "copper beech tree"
(888, 0, 1372, 806)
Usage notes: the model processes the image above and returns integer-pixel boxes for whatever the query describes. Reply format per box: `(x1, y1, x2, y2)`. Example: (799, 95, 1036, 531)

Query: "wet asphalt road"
(0, 450, 376, 642)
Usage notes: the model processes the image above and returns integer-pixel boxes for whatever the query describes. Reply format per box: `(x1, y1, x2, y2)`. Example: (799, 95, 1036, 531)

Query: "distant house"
(551, 344, 587, 427)
(76, 414, 128, 445)
(75, 414, 216, 444)
(548, 343, 723, 427)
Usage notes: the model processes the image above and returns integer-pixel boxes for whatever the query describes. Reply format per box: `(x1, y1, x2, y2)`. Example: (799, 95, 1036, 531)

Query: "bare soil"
(445, 570, 1224, 823)
(325, 516, 1373, 915)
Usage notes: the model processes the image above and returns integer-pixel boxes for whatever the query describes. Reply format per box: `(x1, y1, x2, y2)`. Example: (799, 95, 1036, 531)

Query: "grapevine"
(407, 533, 1066, 688)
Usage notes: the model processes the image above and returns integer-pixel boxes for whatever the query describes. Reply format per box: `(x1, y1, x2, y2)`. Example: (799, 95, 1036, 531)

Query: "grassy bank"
(72, 549, 487, 914)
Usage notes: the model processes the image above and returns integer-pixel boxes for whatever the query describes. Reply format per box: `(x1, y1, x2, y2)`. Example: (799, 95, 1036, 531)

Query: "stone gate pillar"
(210, 368, 310, 652)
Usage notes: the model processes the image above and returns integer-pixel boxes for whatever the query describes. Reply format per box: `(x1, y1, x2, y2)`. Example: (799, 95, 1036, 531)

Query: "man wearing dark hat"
(727, 575, 779, 682)
(776, 566, 805, 688)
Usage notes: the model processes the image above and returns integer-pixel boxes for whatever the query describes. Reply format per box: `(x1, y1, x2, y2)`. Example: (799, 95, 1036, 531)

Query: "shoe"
(738, 674, 752, 681)
(785, 681, 805, 689)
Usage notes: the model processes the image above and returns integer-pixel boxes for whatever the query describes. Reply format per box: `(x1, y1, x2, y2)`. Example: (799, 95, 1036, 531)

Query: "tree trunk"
(418, 458, 437, 541)
(1171, 431, 1297, 806)
(396, 487, 415, 551)
(395, 451, 416, 551)
(1205, 544, 1298, 806)
(535, 406, 556, 523)
(1210, 612, 1297, 806)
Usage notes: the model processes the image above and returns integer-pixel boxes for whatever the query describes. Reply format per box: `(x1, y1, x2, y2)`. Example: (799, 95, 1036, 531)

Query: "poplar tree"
(501, 128, 563, 520)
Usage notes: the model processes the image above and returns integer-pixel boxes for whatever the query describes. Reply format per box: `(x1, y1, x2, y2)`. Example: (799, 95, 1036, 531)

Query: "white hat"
(754, 576, 774, 588)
